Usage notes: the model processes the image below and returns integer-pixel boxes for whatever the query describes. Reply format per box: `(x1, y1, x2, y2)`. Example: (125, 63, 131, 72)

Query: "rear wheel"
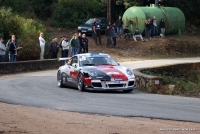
(123, 89, 133, 93)
(78, 73, 84, 92)
(57, 71, 64, 87)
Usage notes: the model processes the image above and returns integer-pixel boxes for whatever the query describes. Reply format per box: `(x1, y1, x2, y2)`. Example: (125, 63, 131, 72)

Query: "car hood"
(78, 24, 92, 29)
(83, 65, 128, 81)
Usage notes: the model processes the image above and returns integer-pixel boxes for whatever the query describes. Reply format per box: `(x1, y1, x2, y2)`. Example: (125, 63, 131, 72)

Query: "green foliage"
(51, 0, 106, 28)
(142, 69, 200, 96)
(0, 6, 48, 61)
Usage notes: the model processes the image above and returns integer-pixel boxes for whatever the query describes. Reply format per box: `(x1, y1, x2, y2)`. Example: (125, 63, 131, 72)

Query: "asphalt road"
(0, 57, 200, 122)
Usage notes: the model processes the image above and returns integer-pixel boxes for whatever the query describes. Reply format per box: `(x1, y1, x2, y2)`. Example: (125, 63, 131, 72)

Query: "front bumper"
(84, 80, 136, 91)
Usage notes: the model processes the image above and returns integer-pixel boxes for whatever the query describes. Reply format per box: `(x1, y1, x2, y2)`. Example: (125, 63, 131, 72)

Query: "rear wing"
(58, 57, 70, 64)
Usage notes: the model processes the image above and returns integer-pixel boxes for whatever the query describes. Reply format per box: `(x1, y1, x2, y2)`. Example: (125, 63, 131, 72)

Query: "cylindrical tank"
(122, 6, 185, 35)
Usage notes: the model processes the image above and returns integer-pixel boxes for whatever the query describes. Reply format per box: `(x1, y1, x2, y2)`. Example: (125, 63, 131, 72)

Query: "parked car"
(77, 17, 107, 34)
(57, 53, 136, 92)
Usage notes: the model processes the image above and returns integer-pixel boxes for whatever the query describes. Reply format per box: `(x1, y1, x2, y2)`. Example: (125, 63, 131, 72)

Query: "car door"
(68, 56, 79, 87)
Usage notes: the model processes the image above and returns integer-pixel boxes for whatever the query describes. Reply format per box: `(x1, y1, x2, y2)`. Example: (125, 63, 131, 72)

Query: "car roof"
(75, 53, 110, 57)
(91, 17, 106, 20)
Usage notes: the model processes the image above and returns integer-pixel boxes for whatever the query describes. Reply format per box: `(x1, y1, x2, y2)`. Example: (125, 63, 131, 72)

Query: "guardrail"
(0, 59, 65, 74)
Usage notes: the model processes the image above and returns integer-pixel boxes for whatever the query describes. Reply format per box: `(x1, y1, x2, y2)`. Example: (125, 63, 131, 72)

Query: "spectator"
(8, 35, 22, 62)
(111, 26, 117, 47)
(82, 34, 88, 53)
(39, 32, 46, 60)
(70, 35, 77, 57)
(145, 20, 150, 41)
(116, 16, 123, 38)
(49, 39, 57, 58)
(160, 18, 166, 37)
(155, 0, 158, 6)
(105, 25, 112, 47)
(152, 16, 158, 38)
(133, 28, 144, 42)
(158, 0, 163, 6)
(123, 26, 131, 40)
(54, 38, 59, 58)
(78, 33, 83, 53)
(92, 18, 96, 41)
(61, 36, 69, 57)
(112, 22, 118, 46)
(75, 34, 81, 54)
(59, 35, 64, 56)
(148, 18, 153, 39)
(0, 37, 6, 62)
(94, 20, 102, 45)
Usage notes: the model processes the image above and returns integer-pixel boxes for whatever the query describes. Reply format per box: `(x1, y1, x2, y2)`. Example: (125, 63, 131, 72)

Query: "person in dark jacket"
(92, 18, 96, 41)
(82, 34, 88, 53)
(8, 35, 22, 62)
(94, 20, 102, 45)
(111, 26, 117, 47)
(116, 16, 123, 38)
(123, 26, 131, 40)
(70, 35, 77, 57)
(160, 18, 166, 37)
(78, 33, 83, 54)
(54, 38, 59, 58)
(145, 20, 150, 41)
(133, 28, 144, 42)
(105, 25, 112, 47)
(49, 39, 57, 58)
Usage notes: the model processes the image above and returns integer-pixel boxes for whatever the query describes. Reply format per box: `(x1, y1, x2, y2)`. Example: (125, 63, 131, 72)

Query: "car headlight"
(78, 27, 81, 29)
(88, 70, 98, 77)
(126, 68, 133, 76)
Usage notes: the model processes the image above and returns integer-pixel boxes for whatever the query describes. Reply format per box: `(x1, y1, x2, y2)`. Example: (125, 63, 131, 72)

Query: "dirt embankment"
(0, 102, 200, 134)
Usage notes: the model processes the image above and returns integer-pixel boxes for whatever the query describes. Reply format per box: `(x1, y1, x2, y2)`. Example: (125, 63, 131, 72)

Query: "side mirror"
(65, 59, 69, 64)
(72, 63, 78, 68)
(117, 62, 120, 65)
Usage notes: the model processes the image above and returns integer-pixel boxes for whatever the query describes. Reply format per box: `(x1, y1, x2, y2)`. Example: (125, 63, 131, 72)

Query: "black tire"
(57, 71, 64, 87)
(77, 73, 84, 92)
(123, 89, 133, 93)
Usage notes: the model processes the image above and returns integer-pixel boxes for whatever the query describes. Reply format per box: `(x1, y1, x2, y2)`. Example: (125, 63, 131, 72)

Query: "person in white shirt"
(61, 36, 69, 57)
(39, 32, 46, 60)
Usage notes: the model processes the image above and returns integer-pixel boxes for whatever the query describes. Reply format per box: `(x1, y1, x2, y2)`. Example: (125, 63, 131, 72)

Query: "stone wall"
(133, 62, 200, 91)
(0, 59, 65, 74)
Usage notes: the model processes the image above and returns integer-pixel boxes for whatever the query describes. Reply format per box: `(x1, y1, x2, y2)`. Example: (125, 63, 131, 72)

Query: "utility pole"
(107, 0, 111, 24)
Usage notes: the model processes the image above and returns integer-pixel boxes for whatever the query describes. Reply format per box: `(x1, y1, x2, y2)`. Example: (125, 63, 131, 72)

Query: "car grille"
(92, 82, 102, 87)
(108, 84, 124, 88)
(128, 81, 135, 86)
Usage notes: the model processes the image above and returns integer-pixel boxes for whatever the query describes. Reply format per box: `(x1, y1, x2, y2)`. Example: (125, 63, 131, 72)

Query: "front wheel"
(57, 71, 64, 87)
(78, 73, 84, 92)
(123, 89, 133, 93)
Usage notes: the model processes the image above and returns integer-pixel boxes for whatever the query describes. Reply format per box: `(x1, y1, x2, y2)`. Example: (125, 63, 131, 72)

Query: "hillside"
(47, 26, 200, 61)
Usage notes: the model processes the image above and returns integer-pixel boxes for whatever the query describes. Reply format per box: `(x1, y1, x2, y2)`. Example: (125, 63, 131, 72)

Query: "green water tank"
(122, 6, 185, 35)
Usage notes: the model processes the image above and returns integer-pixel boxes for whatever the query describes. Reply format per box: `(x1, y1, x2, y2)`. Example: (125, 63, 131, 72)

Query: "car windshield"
(85, 19, 94, 24)
(79, 55, 118, 67)
(85, 19, 101, 25)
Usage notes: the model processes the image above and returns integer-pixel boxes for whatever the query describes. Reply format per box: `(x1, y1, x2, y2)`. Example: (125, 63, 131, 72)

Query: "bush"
(0, 6, 49, 61)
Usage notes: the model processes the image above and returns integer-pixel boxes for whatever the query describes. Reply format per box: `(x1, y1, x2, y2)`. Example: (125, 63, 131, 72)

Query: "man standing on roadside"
(94, 20, 102, 45)
(116, 16, 123, 38)
(39, 32, 46, 60)
(0, 37, 6, 62)
(54, 38, 59, 58)
(92, 18, 96, 41)
(49, 39, 57, 59)
(152, 16, 158, 38)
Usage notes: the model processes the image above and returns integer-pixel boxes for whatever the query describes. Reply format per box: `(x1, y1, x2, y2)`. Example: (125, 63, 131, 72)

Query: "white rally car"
(57, 53, 136, 92)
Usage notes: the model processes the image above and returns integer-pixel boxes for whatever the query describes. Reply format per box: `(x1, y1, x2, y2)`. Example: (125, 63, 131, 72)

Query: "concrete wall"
(133, 62, 200, 92)
(0, 59, 65, 74)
